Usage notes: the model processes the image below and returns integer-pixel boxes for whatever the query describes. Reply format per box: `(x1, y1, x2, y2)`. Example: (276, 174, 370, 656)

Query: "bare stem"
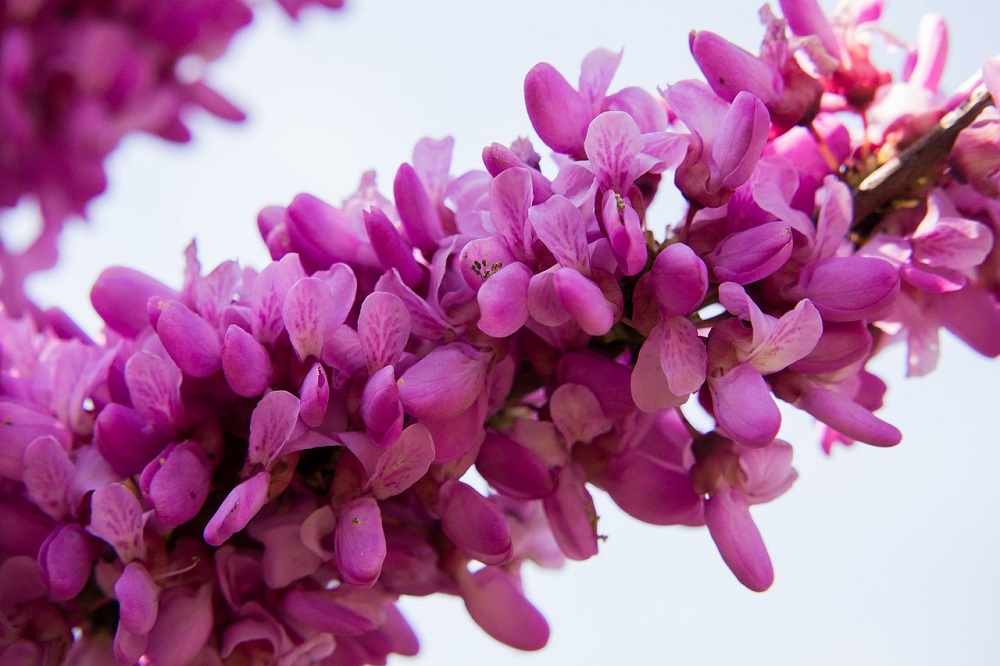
(852, 83, 995, 232)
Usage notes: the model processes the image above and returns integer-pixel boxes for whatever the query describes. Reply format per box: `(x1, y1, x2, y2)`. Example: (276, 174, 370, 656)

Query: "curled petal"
(797, 387, 901, 447)
(360, 366, 403, 447)
(461, 568, 550, 651)
(394, 162, 444, 255)
(204, 471, 271, 547)
(705, 486, 774, 592)
(602, 193, 648, 276)
(712, 91, 771, 190)
(300, 363, 330, 428)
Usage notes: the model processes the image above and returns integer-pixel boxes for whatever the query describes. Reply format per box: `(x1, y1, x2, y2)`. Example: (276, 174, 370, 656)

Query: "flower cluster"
(0, 0, 343, 318)
(1, 1, 999, 663)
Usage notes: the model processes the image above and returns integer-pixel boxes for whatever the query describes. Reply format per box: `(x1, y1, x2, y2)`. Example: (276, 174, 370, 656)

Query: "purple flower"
(690, 433, 797, 591)
(665, 81, 771, 208)
(524, 48, 666, 158)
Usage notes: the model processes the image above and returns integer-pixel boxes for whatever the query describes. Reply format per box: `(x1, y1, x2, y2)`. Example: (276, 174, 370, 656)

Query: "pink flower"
(690, 433, 798, 591)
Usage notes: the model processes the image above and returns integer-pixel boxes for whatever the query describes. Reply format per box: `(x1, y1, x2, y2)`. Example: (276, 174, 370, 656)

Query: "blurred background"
(10, 1, 1000, 663)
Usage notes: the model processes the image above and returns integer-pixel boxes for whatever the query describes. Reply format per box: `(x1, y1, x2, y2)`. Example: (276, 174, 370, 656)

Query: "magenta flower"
(707, 283, 822, 446)
(690, 6, 824, 134)
(665, 81, 771, 208)
(690, 432, 798, 591)
(777, 0, 892, 110)
(524, 48, 667, 157)
(2, 8, 998, 663)
(630, 243, 710, 411)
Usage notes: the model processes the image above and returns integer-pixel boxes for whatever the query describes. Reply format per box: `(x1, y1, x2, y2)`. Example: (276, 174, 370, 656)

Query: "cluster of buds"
(0, 0, 343, 318)
(1, 0, 998, 663)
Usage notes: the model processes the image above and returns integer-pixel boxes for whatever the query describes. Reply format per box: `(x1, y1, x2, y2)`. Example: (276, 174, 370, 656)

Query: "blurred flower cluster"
(0, 0, 342, 317)
(1, 0, 999, 663)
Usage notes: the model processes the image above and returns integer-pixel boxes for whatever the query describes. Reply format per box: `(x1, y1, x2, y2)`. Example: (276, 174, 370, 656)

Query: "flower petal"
(529, 195, 590, 274)
(358, 291, 411, 373)
(397, 343, 487, 420)
(204, 471, 271, 547)
(477, 262, 532, 338)
(542, 464, 599, 561)
(440, 481, 513, 566)
(524, 62, 589, 155)
(710, 363, 781, 447)
(87, 483, 146, 563)
(336, 497, 386, 587)
(659, 315, 708, 396)
(704, 486, 774, 592)
(154, 300, 221, 378)
(461, 568, 549, 651)
(649, 243, 709, 316)
(248, 391, 300, 467)
(221, 324, 272, 397)
(584, 111, 644, 192)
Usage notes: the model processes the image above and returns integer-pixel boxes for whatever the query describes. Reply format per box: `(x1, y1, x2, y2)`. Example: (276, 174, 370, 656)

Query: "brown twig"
(852, 83, 995, 233)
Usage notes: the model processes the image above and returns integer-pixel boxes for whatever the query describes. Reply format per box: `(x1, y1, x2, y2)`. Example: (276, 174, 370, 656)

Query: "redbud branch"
(852, 83, 995, 231)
